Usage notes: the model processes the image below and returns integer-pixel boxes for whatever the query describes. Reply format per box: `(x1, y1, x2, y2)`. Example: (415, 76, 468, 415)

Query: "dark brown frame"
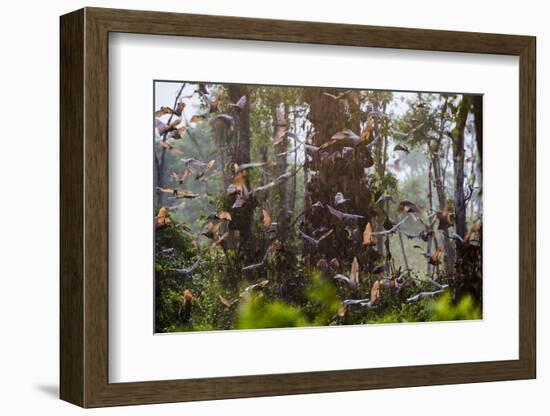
(60, 7, 536, 408)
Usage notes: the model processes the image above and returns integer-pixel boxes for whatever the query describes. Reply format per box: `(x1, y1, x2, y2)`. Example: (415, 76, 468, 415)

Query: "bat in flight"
(376, 194, 396, 205)
(319, 129, 360, 150)
(155, 206, 173, 228)
(334, 192, 349, 206)
(170, 169, 190, 185)
(342, 279, 382, 309)
(219, 295, 239, 308)
(394, 143, 410, 154)
(154, 102, 186, 118)
(422, 245, 443, 266)
(181, 158, 216, 180)
(397, 199, 421, 214)
(326, 204, 365, 222)
(362, 222, 375, 246)
(242, 242, 281, 271)
(252, 172, 292, 194)
(406, 289, 446, 304)
(175, 257, 202, 278)
(436, 206, 454, 230)
(322, 90, 362, 108)
(159, 140, 185, 156)
(210, 114, 235, 130)
(234, 161, 275, 173)
(273, 104, 289, 145)
(298, 228, 333, 248)
(262, 209, 278, 233)
(189, 113, 208, 124)
(228, 95, 247, 111)
(154, 118, 187, 140)
(333, 257, 360, 289)
(157, 187, 199, 199)
(179, 289, 193, 323)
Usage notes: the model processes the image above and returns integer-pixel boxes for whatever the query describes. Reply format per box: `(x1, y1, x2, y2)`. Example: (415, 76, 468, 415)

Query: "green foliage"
(237, 297, 308, 329)
(304, 272, 342, 325)
(366, 301, 431, 324)
(236, 272, 341, 329)
(428, 292, 482, 321)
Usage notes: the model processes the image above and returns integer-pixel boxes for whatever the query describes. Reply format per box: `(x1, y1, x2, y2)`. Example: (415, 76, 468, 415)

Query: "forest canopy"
(153, 81, 482, 333)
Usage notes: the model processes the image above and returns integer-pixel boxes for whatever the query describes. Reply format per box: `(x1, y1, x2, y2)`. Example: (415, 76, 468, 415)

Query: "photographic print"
(154, 81, 483, 333)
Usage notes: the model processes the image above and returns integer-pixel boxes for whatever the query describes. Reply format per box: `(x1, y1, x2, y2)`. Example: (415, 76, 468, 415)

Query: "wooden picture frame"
(60, 7, 536, 408)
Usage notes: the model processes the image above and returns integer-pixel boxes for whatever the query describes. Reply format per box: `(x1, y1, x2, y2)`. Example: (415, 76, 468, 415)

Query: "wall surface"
(0, 0, 546, 414)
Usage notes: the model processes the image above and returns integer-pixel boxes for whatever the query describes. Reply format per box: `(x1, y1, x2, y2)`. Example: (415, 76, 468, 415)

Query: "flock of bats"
(154, 83, 482, 325)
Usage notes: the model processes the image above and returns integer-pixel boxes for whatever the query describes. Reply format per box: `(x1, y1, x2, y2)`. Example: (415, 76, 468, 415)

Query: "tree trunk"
(373, 101, 386, 256)
(303, 88, 378, 273)
(471, 95, 483, 174)
(429, 98, 455, 281)
(453, 99, 468, 240)
(426, 159, 434, 274)
(431, 153, 454, 279)
(273, 104, 291, 240)
(228, 85, 256, 261)
(452, 97, 482, 304)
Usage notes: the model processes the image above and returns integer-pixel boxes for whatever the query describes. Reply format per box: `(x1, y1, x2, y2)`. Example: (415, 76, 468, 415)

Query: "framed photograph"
(60, 7, 536, 408)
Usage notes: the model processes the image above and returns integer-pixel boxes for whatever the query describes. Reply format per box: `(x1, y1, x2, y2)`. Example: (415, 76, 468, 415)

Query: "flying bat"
(175, 257, 202, 278)
(189, 114, 208, 124)
(210, 114, 235, 130)
(322, 90, 362, 108)
(170, 169, 190, 185)
(343, 298, 374, 308)
(394, 143, 410, 154)
(179, 289, 193, 323)
(155, 206, 173, 227)
(333, 257, 360, 289)
(422, 246, 443, 266)
(242, 242, 281, 271)
(311, 201, 324, 211)
(253, 172, 292, 194)
(219, 295, 239, 308)
(406, 289, 445, 304)
(273, 104, 289, 145)
(362, 222, 375, 246)
(298, 228, 333, 247)
(437, 207, 454, 230)
(201, 221, 221, 239)
(181, 158, 216, 180)
(398, 199, 421, 214)
(372, 264, 387, 275)
(327, 205, 365, 222)
(234, 161, 275, 173)
(157, 187, 199, 199)
(319, 129, 360, 149)
(334, 192, 349, 206)
(228, 95, 247, 111)
(376, 194, 397, 205)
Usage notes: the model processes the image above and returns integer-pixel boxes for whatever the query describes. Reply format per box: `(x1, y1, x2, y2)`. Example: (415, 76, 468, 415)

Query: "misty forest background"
(154, 81, 483, 333)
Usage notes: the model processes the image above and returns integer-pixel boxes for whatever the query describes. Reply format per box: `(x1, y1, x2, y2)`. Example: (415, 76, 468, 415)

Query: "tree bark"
(273, 104, 291, 240)
(471, 95, 483, 174)
(426, 159, 434, 274)
(373, 100, 386, 256)
(303, 88, 378, 273)
(452, 97, 482, 305)
(228, 85, 256, 261)
(452, 99, 468, 239)
(431, 153, 454, 279)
